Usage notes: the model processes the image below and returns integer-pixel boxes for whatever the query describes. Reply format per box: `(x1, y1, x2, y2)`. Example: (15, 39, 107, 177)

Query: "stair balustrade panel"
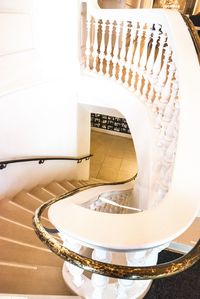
(82, 3, 181, 207)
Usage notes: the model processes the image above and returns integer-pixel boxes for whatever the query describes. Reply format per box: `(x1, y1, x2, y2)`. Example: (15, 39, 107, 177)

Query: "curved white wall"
(78, 75, 154, 209)
(0, 0, 88, 200)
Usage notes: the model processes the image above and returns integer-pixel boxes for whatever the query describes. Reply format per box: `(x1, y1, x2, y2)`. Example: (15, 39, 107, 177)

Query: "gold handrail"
(33, 177, 200, 280)
(181, 14, 200, 64)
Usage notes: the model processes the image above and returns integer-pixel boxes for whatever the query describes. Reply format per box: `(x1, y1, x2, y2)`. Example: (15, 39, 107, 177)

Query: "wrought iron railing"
(0, 154, 93, 170)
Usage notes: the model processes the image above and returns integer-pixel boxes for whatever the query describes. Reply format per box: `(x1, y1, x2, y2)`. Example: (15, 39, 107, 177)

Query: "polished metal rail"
(33, 176, 200, 280)
(182, 14, 200, 64)
(0, 154, 93, 170)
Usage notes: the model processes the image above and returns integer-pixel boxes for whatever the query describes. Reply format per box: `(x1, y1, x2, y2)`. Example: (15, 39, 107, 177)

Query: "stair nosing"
(0, 236, 50, 252)
(0, 261, 37, 270)
(0, 216, 33, 230)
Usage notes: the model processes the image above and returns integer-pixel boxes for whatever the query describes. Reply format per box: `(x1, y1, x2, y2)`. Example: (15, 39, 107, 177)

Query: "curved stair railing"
(33, 177, 200, 298)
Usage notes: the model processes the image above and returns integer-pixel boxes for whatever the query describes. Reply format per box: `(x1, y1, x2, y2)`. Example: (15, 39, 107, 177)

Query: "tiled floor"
(90, 130, 137, 181)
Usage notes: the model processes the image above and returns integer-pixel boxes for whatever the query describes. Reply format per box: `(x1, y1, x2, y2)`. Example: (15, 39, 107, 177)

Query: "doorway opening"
(90, 113, 137, 182)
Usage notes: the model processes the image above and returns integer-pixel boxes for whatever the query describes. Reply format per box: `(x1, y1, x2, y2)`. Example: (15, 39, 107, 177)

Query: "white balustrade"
(91, 249, 111, 299)
(63, 238, 84, 288)
(84, 8, 180, 207)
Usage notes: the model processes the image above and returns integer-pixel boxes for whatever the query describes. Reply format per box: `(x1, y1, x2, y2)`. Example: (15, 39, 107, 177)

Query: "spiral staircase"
(0, 0, 200, 298)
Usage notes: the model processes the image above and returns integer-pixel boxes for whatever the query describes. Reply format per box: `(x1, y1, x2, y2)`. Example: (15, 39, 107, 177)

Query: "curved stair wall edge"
(81, 4, 200, 212)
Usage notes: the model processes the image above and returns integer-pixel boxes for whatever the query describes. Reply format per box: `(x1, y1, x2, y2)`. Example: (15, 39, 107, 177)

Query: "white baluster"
(152, 32, 167, 81)
(99, 19, 107, 74)
(105, 20, 114, 77)
(140, 23, 152, 100)
(126, 250, 146, 267)
(146, 24, 161, 75)
(153, 55, 174, 115)
(117, 21, 128, 83)
(161, 62, 176, 105)
(151, 34, 167, 112)
(146, 24, 161, 101)
(157, 46, 172, 95)
(154, 46, 172, 110)
(111, 20, 121, 80)
(117, 279, 134, 299)
(85, 15, 92, 70)
(124, 22, 137, 87)
(140, 23, 152, 72)
(130, 23, 144, 92)
(92, 17, 100, 72)
(91, 248, 111, 299)
(163, 81, 178, 122)
(164, 103, 179, 142)
(63, 239, 84, 288)
(116, 250, 147, 299)
(133, 22, 144, 70)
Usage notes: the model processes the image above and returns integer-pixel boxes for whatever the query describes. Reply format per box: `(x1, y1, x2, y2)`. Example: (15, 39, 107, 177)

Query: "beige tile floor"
(90, 130, 137, 182)
(89, 129, 199, 249)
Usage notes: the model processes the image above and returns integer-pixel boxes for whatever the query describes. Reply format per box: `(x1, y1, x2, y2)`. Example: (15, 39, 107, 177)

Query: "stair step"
(0, 239, 62, 267)
(58, 180, 77, 191)
(43, 181, 68, 196)
(12, 191, 42, 212)
(0, 218, 45, 250)
(80, 179, 104, 186)
(0, 200, 33, 227)
(0, 264, 74, 295)
(69, 180, 84, 188)
(12, 191, 50, 220)
(30, 186, 55, 202)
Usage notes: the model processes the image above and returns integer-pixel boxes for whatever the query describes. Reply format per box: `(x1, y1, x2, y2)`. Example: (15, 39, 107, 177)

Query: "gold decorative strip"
(182, 14, 200, 64)
(33, 176, 200, 280)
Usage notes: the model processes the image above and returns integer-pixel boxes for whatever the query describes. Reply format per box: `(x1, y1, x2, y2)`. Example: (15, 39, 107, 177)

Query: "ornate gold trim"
(33, 176, 200, 280)
(182, 14, 200, 64)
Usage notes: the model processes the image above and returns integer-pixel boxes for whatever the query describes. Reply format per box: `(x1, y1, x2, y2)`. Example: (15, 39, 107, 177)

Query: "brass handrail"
(33, 177, 200, 280)
(182, 14, 200, 64)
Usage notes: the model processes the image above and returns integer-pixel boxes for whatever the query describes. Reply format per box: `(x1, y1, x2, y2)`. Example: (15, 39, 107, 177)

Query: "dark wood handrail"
(0, 154, 93, 170)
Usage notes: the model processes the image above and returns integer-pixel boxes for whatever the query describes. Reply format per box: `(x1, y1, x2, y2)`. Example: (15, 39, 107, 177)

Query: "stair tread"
(0, 264, 74, 295)
(0, 218, 46, 249)
(0, 239, 62, 267)
(58, 180, 77, 191)
(30, 186, 55, 202)
(44, 181, 68, 196)
(12, 191, 42, 212)
(0, 200, 33, 227)
(69, 180, 84, 188)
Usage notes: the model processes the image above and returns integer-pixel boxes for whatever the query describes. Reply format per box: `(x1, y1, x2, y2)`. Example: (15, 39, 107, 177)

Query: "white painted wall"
(0, 0, 89, 200)
(0, 79, 90, 199)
